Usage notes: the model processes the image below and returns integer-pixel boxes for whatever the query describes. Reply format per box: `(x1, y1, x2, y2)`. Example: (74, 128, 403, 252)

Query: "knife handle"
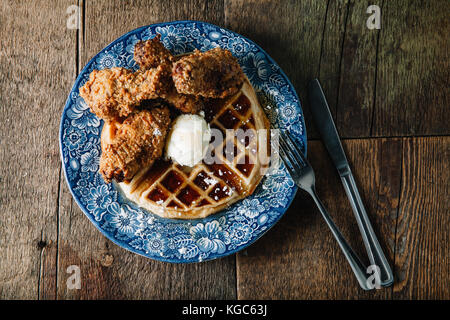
(341, 170, 394, 287)
(306, 186, 372, 290)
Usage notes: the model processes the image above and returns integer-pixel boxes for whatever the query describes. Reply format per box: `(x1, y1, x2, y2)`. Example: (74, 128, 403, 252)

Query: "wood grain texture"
(0, 0, 448, 300)
(317, 0, 349, 127)
(226, 0, 383, 139)
(373, 0, 450, 136)
(227, 0, 450, 138)
(335, 0, 382, 137)
(393, 137, 450, 299)
(316, 0, 382, 137)
(57, 181, 235, 299)
(236, 139, 401, 299)
(0, 0, 75, 299)
(225, 0, 328, 139)
(56, 0, 236, 300)
(80, 0, 225, 68)
(314, 0, 383, 139)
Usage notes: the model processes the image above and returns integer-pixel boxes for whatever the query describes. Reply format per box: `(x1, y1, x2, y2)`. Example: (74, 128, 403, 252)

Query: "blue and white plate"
(60, 21, 307, 263)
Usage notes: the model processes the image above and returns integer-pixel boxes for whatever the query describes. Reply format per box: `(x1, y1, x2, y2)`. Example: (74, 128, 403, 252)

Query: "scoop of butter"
(165, 114, 211, 167)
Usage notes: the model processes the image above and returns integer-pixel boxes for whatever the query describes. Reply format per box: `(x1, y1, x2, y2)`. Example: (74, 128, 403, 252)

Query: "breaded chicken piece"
(134, 34, 173, 69)
(79, 66, 169, 121)
(162, 87, 203, 114)
(134, 37, 203, 114)
(99, 106, 171, 183)
(172, 48, 245, 98)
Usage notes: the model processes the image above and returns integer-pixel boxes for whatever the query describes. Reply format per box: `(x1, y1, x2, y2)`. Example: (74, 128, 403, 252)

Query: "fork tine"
(279, 144, 300, 181)
(279, 145, 295, 173)
(279, 133, 302, 166)
(281, 131, 307, 165)
(279, 135, 302, 169)
(285, 131, 306, 158)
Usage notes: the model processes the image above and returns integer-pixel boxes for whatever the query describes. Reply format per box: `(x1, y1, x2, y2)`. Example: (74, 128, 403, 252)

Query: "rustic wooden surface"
(0, 0, 448, 299)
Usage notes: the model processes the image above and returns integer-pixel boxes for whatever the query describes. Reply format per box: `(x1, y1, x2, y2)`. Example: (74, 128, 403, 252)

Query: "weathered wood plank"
(57, 181, 236, 299)
(80, 0, 225, 68)
(0, 0, 75, 299)
(335, 0, 382, 137)
(227, 0, 450, 138)
(0, 0, 447, 300)
(317, 0, 349, 124)
(373, 0, 450, 136)
(225, 0, 328, 139)
(225, 0, 383, 139)
(236, 139, 401, 299)
(56, 0, 237, 299)
(393, 137, 450, 299)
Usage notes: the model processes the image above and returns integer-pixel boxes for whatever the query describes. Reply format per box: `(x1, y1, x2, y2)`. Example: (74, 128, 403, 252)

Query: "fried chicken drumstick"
(134, 36, 203, 114)
(172, 47, 245, 99)
(134, 35, 173, 69)
(99, 106, 171, 183)
(79, 66, 169, 121)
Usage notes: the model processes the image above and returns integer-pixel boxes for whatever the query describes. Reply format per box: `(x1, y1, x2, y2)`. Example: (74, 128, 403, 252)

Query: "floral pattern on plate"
(60, 21, 307, 263)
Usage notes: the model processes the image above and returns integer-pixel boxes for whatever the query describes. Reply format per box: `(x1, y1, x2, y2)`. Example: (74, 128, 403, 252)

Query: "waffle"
(104, 78, 270, 219)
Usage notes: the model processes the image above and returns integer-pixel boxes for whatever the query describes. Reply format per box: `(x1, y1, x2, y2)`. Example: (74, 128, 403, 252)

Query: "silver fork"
(279, 131, 373, 290)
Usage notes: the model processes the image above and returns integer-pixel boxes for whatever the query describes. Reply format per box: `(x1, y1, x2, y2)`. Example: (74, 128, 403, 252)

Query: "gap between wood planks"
(307, 134, 450, 142)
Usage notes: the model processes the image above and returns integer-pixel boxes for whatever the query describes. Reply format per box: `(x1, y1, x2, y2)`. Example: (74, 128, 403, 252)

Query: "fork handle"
(341, 172, 394, 287)
(306, 186, 372, 290)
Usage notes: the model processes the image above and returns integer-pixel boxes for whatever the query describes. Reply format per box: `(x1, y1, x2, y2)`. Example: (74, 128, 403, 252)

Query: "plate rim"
(59, 20, 307, 263)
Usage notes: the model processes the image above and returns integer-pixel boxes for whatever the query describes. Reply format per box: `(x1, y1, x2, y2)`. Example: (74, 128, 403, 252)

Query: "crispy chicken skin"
(162, 88, 203, 114)
(172, 48, 245, 98)
(99, 106, 171, 183)
(134, 34, 173, 69)
(134, 37, 203, 114)
(79, 66, 169, 121)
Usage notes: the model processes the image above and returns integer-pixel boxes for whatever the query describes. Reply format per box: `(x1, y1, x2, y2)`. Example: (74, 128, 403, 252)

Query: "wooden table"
(0, 0, 448, 300)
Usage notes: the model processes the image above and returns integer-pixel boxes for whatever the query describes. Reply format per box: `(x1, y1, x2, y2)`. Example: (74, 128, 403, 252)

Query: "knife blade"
(307, 78, 394, 287)
(307, 79, 350, 176)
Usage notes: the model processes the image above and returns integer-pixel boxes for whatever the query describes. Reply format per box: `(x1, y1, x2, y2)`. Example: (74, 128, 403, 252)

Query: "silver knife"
(308, 78, 394, 288)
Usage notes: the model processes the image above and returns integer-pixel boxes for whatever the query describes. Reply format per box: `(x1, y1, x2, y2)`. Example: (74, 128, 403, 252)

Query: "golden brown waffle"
(105, 78, 270, 219)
